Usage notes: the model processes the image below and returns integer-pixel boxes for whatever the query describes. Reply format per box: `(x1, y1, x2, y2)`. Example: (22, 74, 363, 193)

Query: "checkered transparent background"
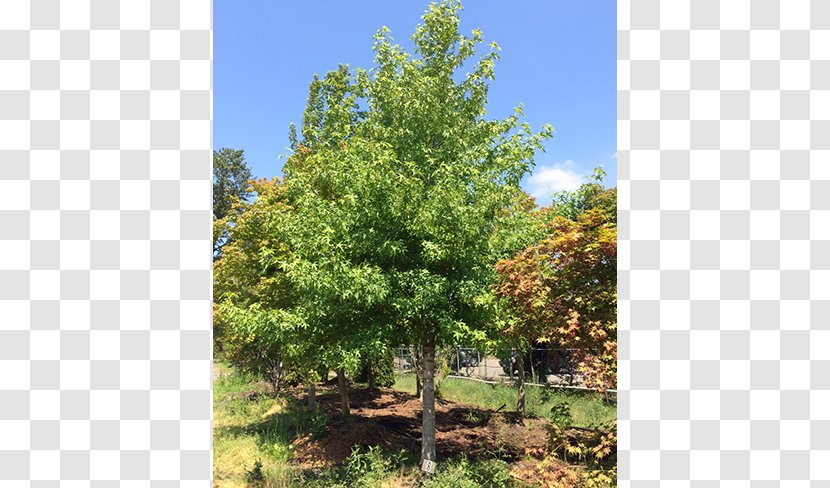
(0, 0, 212, 484)
(619, 0, 830, 484)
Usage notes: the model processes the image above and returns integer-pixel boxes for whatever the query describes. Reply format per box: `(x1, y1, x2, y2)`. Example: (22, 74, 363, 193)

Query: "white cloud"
(525, 161, 585, 201)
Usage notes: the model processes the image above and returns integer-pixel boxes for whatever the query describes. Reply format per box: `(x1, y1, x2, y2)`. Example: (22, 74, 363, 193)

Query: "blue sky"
(214, 1, 616, 206)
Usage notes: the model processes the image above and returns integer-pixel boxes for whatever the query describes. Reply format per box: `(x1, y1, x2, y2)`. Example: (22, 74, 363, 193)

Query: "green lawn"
(393, 373, 616, 428)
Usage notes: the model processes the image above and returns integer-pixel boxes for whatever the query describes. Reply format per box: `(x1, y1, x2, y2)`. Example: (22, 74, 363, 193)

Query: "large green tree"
(282, 0, 553, 463)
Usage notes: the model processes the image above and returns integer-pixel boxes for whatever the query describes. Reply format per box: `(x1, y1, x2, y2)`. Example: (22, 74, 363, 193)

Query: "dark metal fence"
(393, 346, 589, 388)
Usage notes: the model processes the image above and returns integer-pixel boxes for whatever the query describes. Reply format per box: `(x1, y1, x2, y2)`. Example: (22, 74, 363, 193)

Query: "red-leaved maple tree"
(494, 195, 617, 392)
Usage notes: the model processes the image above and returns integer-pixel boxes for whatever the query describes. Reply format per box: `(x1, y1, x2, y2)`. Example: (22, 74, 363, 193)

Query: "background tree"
(277, 68, 395, 417)
(492, 170, 615, 415)
(213, 147, 253, 257)
(485, 191, 547, 416)
(356, 346, 396, 389)
(214, 176, 344, 408)
(495, 174, 617, 397)
(213, 177, 304, 391)
(542, 166, 609, 222)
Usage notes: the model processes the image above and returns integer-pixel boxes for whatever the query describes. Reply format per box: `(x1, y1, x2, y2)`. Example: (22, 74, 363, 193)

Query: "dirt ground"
(289, 386, 551, 469)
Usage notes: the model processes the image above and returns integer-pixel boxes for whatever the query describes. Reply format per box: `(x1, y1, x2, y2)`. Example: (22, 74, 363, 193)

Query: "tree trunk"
(483, 349, 488, 379)
(270, 360, 283, 394)
(336, 368, 350, 417)
(421, 336, 437, 464)
(410, 345, 423, 400)
(307, 382, 316, 411)
(368, 362, 376, 389)
(529, 351, 535, 384)
(516, 349, 526, 416)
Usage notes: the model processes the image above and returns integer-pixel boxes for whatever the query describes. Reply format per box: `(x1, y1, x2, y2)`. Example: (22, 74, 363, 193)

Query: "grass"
(393, 373, 615, 428)
(213, 364, 304, 487)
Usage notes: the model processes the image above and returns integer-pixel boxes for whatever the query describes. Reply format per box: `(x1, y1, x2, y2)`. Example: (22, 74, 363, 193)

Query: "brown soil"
(290, 387, 551, 469)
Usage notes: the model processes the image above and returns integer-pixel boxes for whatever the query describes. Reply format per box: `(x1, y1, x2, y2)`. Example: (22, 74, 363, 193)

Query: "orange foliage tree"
(494, 188, 617, 392)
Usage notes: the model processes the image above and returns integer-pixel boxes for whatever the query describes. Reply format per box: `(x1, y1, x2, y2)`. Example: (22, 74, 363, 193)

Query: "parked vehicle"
(448, 348, 480, 370)
(401, 347, 480, 371)
(498, 348, 577, 380)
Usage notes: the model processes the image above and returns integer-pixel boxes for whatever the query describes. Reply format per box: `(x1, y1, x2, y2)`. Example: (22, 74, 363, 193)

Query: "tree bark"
(307, 382, 316, 411)
(270, 359, 283, 394)
(516, 349, 526, 416)
(529, 350, 536, 384)
(410, 345, 423, 400)
(483, 349, 487, 379)
(367, 362, 376, 389)
(336, 368, 350, 417)
(421, 336, 437, 464)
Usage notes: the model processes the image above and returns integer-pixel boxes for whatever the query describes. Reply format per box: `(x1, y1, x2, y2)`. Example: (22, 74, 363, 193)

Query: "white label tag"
(421, 459, 436, 474)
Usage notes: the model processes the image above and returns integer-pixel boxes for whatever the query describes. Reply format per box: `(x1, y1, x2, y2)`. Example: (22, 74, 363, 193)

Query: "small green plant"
(469, 459, 513, 487)
(433, 377, 444, 400)
(262, 441, 294, 462)
(550, 401, 573, 428)
(308, 408, 327, 440)
(244, 459, 265, 484)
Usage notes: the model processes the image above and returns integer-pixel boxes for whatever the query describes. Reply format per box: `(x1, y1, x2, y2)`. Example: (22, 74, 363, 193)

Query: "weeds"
(308, 408, 327, 440)
(301, 446, 414, 488)
(422, 456, 513, 488)
(545, 419, 617, 486)
(244, 460, 265, 484)
(343, 446, 405, 486)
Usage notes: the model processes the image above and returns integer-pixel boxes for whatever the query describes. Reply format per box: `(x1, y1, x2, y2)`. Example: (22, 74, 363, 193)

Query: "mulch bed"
(288, 387, 551, 469)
